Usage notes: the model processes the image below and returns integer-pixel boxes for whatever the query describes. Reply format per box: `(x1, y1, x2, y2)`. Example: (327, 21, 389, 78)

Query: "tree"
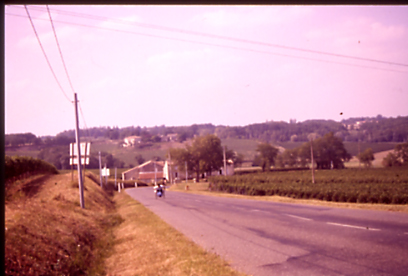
(312, 132, 351, 169)
(170, 134, 223, 181)
(223, 147, 244, 168)
(395, 142, 408, 164)
(357, 148, 375, 168)
(382, 142, 408, 167)
(255, 142, 278, 171)
(134, 154, 145, 165)
(296, 132, 351, 169)
(232, 152, 244, 168)
(382, 152, 401, 167)
(192, 134, 223, 178)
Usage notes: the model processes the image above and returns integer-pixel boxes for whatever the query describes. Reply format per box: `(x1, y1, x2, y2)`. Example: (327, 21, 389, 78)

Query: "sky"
(5, 5, 408, 137)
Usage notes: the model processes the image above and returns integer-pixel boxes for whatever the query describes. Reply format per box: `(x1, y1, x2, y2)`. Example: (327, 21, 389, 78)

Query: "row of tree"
(6, 116, 407, 148)
(53, 115, 408, 143)
(254, 132, 352, 171)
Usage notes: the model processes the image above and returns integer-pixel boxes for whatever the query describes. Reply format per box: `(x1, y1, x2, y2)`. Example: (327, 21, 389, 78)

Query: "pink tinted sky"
(5, 5, 408, 137)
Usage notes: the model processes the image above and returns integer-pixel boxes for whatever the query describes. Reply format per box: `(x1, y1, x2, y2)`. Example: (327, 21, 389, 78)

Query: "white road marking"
(251, 209, 261, 212)
(327, 222, 381, 231)
(285, 214, 312, 221)
(404, 232, 408, 235)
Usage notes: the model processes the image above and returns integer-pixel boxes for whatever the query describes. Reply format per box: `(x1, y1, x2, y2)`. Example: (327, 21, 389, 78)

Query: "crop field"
(209, 167, 408, 204)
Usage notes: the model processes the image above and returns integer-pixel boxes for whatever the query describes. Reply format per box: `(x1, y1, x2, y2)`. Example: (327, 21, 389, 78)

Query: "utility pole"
(310, 138, 315, 184)
(168, 152, 172, 184)
(185, 161, 188, 183)
(154, 161, 157, 184)
(105, 163, 108, 186)
(98, 151, 102, 187)
(223, 145, 227, 176)
(74, 93, 85, 208)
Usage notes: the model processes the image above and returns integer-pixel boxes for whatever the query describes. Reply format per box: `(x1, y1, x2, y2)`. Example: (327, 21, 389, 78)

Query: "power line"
(47, 5, 76, 94)
(23, 6, 72, 103)
(7, 12, 408, 74)
(78, 101, 91, 140)
(13, 5, 408, 68)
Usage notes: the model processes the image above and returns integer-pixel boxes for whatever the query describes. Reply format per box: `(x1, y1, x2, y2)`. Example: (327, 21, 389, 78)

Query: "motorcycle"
(154, 184, 165, 199)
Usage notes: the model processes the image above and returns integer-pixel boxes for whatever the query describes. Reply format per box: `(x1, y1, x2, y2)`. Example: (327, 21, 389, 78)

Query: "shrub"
(5, 155, 58, 184)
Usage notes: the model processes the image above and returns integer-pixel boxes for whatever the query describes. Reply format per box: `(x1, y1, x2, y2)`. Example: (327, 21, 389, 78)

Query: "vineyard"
(209, 167, 408, 204)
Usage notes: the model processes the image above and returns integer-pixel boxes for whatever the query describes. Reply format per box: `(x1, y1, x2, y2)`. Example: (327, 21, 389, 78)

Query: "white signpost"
(70, 142, 90, 164)
(70, 142, 91, 182)
(101, 166, 110, 187)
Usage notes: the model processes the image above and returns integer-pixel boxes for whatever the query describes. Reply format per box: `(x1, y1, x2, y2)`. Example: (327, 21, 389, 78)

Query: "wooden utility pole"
(310, 138, 315, 184)
(115, 167, 117, 189)
(74, 93, 85, 208)
(223, 146, 227, 176)
(154, 161, 157, 184)
(168, 152, 172, 184)
(98, 151, 102, 187)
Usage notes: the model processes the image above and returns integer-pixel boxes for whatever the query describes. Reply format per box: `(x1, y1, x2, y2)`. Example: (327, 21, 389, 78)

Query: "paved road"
(126, 187, 408, 276)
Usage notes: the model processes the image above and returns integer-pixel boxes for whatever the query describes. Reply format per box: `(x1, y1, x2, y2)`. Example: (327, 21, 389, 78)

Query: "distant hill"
(6, 116, 407, 170)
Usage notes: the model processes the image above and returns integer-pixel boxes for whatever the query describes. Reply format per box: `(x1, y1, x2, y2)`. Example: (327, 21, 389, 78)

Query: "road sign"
(70, 157, 90, 165)
(70, 142, 91, 157)
(102, 167, 110, 176)
(70, 142, 91, 165)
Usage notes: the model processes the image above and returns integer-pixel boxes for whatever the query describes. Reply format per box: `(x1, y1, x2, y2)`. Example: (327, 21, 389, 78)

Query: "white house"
(123, 136, 142, 147)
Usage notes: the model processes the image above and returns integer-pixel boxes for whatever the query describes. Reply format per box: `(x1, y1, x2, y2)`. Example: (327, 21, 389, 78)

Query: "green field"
(209, 167, 408, 204)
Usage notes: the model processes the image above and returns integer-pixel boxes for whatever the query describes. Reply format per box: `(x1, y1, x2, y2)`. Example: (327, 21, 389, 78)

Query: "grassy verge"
(104, 192, 246, 276)
(5, 172, 121, 275)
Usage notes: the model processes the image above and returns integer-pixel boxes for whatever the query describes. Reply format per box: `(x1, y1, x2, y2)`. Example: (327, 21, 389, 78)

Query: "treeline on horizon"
(6, 115, 408, 147)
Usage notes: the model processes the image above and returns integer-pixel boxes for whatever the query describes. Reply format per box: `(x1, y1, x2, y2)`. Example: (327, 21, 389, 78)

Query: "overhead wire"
(78, 102, 91, 141)
(7, 11, 408, 74)
(23, 5, 73, 103)
(25, 5, 88, 143)
(46, 5, 76, 95)
(13, 5, 408, 68)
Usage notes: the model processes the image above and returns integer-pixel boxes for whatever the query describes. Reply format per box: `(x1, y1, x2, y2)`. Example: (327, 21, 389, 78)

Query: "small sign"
(70, 142, 91, 157)
(102, 168, 110, 177)
(70, 157, 90, 165)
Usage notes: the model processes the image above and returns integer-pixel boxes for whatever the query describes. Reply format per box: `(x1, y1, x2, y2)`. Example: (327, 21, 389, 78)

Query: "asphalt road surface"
(126, 187, 408, 276)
